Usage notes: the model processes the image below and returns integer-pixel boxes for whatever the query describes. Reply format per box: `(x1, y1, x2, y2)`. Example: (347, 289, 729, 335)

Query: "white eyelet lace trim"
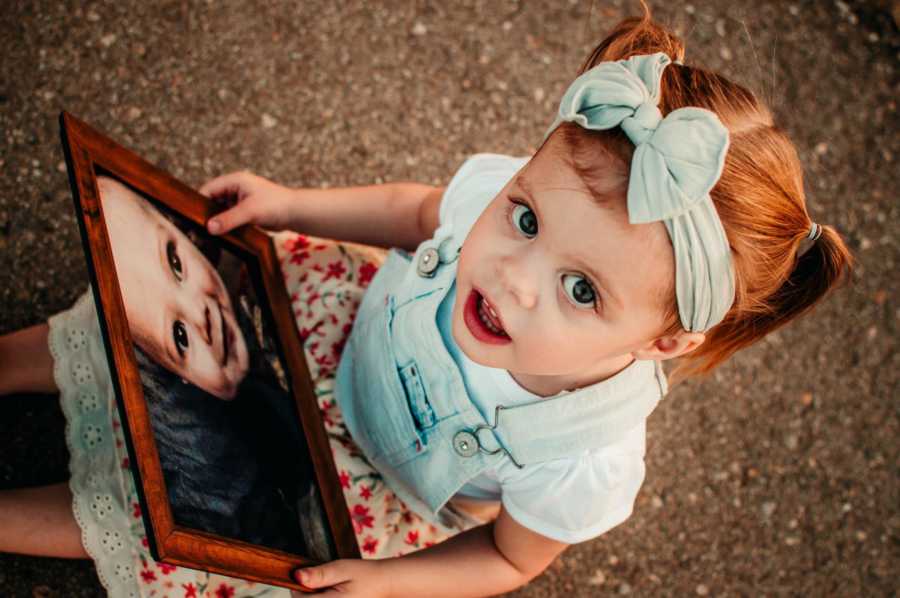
(49, 290, 141, 598)
(49, 289, 289, 597)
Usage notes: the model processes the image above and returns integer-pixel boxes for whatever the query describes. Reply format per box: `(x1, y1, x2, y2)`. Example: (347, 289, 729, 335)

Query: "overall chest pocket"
(345, 295, 433, 466)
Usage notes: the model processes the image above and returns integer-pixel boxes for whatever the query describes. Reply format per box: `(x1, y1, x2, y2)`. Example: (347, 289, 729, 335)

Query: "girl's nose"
(497, 253, 538, 310)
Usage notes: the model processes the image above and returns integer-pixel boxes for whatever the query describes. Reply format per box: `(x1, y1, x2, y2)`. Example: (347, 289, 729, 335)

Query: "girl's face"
(451, 143, 676, 397)
(98, 177, 249, 400)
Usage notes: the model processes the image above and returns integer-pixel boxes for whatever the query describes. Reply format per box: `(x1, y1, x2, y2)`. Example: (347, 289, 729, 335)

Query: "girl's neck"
(508, 353, 636, 397)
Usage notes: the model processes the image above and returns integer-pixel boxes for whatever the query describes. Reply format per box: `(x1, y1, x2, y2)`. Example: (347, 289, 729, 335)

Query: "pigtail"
(579, 1, 685, 74)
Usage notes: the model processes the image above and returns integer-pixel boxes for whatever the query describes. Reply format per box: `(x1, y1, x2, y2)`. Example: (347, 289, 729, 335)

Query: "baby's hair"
(551, 1, 854, 384)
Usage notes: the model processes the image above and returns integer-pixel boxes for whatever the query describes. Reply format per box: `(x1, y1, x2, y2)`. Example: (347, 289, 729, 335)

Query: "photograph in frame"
(58, 111, 360, 590)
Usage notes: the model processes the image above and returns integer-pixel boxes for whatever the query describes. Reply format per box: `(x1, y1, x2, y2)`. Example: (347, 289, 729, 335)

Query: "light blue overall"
(334, 221, 669, 523)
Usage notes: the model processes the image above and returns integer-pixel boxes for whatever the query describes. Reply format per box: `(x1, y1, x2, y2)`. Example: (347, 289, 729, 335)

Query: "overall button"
(416, 247, 440, 277)
(452, 431, 479, 458)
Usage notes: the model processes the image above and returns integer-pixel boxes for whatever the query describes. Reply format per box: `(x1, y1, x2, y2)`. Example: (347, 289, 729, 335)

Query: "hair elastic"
(807, 222, 822, 241)
(798, 222, 822, 258)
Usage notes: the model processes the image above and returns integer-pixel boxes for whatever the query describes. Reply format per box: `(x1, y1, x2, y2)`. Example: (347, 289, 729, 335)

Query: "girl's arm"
(200, 171, 444, 252)
(292, 507, 569, 598)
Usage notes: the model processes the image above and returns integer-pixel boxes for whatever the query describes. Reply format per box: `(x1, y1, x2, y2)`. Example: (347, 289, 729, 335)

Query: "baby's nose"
(185, 298, 214, 345)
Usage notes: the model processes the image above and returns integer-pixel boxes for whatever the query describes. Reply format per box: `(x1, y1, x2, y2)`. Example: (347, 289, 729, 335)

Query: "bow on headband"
(543, 52, 735, 333)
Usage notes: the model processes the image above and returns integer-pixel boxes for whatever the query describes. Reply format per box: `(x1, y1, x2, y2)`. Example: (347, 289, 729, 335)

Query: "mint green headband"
(543, 52, 735, 333)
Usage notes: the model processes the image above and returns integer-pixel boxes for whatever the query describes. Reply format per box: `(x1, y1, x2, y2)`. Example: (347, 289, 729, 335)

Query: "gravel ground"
(1, 1, 897, 596)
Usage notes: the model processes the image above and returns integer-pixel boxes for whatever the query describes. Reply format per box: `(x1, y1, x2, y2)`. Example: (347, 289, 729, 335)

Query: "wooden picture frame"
(58, 111, 360, 590)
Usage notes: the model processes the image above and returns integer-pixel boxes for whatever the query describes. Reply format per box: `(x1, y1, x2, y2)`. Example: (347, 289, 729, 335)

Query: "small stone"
(801, 392, 813, 406)
(720, 46, 733, 61)
(533, 87, 545, 102)
(608, 555, 619, 566)
(100, 33, 117, 48)
(217, 88, 228, 100)
(784, 434, 799, 450)
(134, 43, 146, 57)
(874, 290, 887, 305)
(411, 22, 427, 36)
(761, 501, 777, 518)
(715, 19, 726, 37)
(502, 20, 512, 31)
(126, 106, 142, 121)
(261, 113, 277, 129)
(867, 32, 879, 43)
(784, 536, 800, 546)
(856, 530, 867, 541)
(651, 495, 664, 509)
(789, 5, 800, 16)
(866, 325, 877, 340)
(618, 582, 632, 595)
(860, 237, 872, 250)
(696, 584, 710, 596)
(588, 570, 606, 586)
(814, 142, 828, 155)
(685, 4, 695, 14)
(86, 10, 100, 21)
(57, 161, 66, 173)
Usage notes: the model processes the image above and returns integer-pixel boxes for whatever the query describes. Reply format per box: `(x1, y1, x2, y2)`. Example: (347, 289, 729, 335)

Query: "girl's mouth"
(464, 288, 511, 345)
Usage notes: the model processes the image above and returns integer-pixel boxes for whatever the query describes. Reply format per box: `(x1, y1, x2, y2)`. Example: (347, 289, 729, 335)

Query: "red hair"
(554, 2, 854, 384)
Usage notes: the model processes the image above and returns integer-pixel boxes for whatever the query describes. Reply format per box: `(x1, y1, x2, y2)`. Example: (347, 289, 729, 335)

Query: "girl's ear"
(631, 329, 706, 362)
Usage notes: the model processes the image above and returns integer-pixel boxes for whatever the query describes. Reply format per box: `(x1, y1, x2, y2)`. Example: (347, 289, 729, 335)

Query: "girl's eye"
(510, 203, 538, 238)
(166, 241, 183, 281)
(562, 273, 597, 309)
(173, 320, 189, 357)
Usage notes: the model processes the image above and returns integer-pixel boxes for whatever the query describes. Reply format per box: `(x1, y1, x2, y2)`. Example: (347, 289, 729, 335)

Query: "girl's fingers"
(292, 561, 352, 590)
(198, 171, 251, 200)
(207, 200, 253, 234)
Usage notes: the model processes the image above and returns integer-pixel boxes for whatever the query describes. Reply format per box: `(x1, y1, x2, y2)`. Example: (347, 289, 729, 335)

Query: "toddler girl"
(0, 6, 852, 598)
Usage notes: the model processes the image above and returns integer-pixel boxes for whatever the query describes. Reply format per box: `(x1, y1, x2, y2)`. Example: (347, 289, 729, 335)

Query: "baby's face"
(452, 139, 675, 396)
(98, 177, 249, 400)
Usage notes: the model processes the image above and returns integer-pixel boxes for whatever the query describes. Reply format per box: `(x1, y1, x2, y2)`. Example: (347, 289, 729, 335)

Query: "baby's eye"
(562, 273, 597, 309)
(510, 203, 538, 238)
(166, 241, 184, 281)
(173, 320, 189, 357)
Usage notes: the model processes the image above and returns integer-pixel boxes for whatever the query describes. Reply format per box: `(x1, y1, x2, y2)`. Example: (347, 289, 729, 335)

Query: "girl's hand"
(199, 170, 300, 234)
(290, 559, 391, 597)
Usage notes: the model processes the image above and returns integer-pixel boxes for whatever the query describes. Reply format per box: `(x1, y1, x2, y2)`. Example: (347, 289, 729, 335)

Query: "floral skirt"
(51, 232, 468, 597)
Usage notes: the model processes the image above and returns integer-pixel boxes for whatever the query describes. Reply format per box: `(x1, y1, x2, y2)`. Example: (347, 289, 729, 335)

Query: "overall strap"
(474, 360, 667, 466)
